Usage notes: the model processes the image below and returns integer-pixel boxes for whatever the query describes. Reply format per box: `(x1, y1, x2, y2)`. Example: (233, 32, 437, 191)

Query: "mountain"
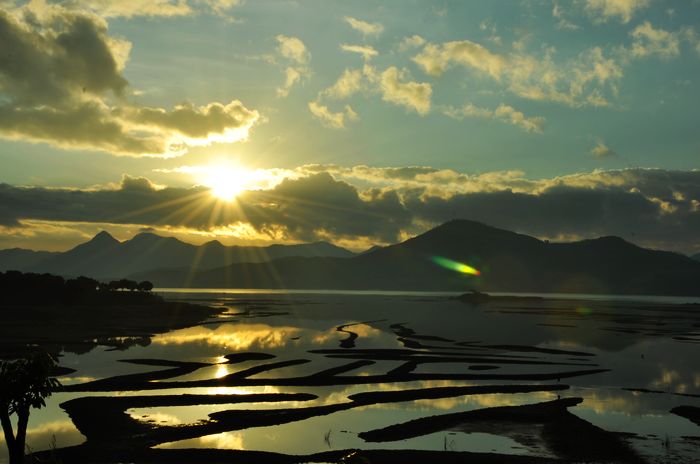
(1, 231, 354, 279)
(693, 253, 700, 262)
(134, 220, 700, 296)
(0, 248, 60, 272)
(359, 245, 384, 255)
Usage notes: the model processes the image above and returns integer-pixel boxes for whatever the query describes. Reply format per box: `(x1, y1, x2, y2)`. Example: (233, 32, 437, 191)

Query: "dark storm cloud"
(0, 5, 258, 156)
(406, 186, 661, 238)
(0, 173, 413, 242)
(1, 169, 699, 252)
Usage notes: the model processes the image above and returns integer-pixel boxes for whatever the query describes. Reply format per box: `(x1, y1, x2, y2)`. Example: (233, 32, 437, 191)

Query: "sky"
(0, 0, 699, 254)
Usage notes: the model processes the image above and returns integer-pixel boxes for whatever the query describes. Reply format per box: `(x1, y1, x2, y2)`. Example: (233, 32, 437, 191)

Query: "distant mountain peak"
(130, 232, 160, 240)
(89, 230, 118, 244)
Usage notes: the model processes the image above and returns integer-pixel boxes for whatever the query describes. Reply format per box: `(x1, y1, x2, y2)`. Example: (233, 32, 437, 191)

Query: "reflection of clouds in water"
(0, 420, 84, 461)
(152, 323, 304, 349)
(128, 411, 183, 426)
(650, 368, 700, 394)
(205, 386, 282, 395)
(344, 324, 383, 338)
(152, 321, 386, 350)
(56, 376, 98, 384)
(158, 431, 245, 450)
(312, 323, 383, 345)
(322, 380, 556, 410)
(575, 390, 646, 416)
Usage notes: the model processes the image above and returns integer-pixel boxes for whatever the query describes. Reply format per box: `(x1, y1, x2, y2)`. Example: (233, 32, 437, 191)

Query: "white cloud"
(340, 44, 378, 61)
(370, 66, 432, 115)
(590, 140, 616, 158)
(584, 0, 650, 24)
(275, 34, 310, 65)
(344, 16, 384, 38)
(443, 103, 545, 133)
(629, 22, 680, 59)
(683, 28, 700, 56)
(310, 64, 431, 125)
(413, 39, 623, 108)
(308, 101, 358, 129)
(275, 35, 310, 97)
(398, 35, 426, 52)
(321, 69, 364, 99)
(53, 0, 242, 18)
(277, 67, 302, 97)
(413, 40, 506, 79)
(552, 2, 581, 30)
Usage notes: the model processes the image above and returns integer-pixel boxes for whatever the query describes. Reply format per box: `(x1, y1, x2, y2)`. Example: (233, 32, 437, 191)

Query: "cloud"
(321, 69, 364, 99)
(413, 38, 623, 108)
(443, 103, 545, 133)
(307, 101, 357, 129)
(398, 35, 426, 52)
(369, 66, 432, 115)
(0, 172, 413, 243)
(590, 140, 616, 158)
(552, 2, 581, 30)
(3, 167, 700, 253)
(0, 4, 258, 156)
(56, 0, 241, 18)
(309, 64, 431, 127)
(343, 16, 383, 38)
(340, 44, 378, 61)
(277, 67, 302, 97)
(275, 35, 310, 97)
(629, 22, 680, 59)
(413, 40, 506, 79)
(584, 0, 650, 24)
(275, 34, 310, 65)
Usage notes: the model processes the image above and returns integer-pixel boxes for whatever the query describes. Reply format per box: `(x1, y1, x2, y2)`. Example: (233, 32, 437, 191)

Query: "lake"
(2, 291, 700, 463)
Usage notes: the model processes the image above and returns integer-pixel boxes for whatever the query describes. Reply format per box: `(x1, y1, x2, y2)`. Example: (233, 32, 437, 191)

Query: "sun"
(196, 162, 280, 201)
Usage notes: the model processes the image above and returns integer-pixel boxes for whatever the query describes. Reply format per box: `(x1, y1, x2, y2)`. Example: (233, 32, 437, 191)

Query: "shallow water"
(2, 292, 700, 463)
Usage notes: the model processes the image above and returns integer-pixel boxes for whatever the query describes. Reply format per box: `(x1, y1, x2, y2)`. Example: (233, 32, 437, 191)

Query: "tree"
(0, 352, 61, 464)
(137, 280, 154, 292)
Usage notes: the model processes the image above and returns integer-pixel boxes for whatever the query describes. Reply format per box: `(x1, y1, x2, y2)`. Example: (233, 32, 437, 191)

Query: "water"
(2, 291, 699, 462)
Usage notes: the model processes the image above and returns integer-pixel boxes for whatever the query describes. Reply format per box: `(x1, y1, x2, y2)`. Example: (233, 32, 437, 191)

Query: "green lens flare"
(576, 306, 592, 316)
(431, 256, 481, 276)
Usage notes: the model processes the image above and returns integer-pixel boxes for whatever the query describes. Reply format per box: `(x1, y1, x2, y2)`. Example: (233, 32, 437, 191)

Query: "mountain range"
(3, 220, 700, 296)
(131, 220, 700, 296)
(0, 231, 354, 279)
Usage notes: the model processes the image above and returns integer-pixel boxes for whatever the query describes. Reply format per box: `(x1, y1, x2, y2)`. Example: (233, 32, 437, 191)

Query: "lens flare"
(576, 306, 592, 316)
(431, 256, 481, 276)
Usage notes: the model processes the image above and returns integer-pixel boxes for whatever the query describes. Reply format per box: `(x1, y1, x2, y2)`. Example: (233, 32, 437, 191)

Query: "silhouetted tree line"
(0, 270, 158, 305)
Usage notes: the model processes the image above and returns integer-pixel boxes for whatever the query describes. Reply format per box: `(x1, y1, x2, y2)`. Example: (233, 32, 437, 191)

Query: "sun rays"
(193, 162, 285, 202)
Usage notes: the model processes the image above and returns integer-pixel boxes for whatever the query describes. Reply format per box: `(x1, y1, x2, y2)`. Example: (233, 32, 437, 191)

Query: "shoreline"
(0, 300, 222, 359)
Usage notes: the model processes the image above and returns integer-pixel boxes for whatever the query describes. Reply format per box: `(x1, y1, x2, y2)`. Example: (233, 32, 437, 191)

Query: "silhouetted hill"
(359, 245, 384, 255)
(693, 253, 700, 262)
(134, 220, 700, 296)
(0, 248, 59, 271)
(0, 231, 354, 279)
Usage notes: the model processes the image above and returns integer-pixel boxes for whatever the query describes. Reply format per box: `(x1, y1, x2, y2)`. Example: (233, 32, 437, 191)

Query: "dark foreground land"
(2, 285, 700, 463)
(0, 271, 221, 358)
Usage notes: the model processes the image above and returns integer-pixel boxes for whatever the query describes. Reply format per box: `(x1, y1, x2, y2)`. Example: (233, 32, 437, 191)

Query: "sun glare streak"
(431, 256, 481, 276)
